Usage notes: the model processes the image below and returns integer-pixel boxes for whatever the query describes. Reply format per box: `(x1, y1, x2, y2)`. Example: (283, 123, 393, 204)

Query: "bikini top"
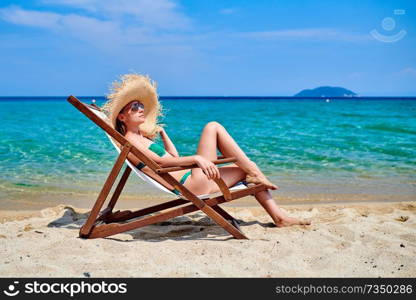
(148, 143, 166, 157)
(136, 143, 166, 170)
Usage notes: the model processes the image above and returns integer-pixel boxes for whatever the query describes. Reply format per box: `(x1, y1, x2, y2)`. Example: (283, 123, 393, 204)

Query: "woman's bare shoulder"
(124, 134, 153, 147)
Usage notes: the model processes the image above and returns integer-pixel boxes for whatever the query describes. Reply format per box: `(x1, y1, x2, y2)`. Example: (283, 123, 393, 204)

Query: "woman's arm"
(159, 128, 179, 157)
(126, 134, 219, 178)
(161, 155, 220, 179)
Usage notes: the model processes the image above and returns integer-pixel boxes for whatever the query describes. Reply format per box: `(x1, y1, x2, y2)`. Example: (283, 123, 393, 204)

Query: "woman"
(103, 74, 310, 227)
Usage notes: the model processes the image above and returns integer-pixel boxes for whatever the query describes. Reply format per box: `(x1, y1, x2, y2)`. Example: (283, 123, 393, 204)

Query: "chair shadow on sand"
(47, 206, 276, 242)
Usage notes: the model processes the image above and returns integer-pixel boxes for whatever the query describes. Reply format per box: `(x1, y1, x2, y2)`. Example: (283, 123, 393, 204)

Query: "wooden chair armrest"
(212, 178, 232, 200)
(155, 157, 237, 174)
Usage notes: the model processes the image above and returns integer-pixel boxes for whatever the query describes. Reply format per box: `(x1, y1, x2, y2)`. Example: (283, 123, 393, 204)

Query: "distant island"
(294, 86, 357, 97)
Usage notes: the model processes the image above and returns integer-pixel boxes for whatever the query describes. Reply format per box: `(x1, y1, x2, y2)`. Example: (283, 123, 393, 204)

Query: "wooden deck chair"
(67, 95, 268, 239)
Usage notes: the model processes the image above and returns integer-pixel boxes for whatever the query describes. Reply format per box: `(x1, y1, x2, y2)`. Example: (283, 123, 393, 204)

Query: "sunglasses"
(125, 101, 144, 113)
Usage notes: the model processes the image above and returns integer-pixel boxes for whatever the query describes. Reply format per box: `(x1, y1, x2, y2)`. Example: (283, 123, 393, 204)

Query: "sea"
(0, 97, 415, 209)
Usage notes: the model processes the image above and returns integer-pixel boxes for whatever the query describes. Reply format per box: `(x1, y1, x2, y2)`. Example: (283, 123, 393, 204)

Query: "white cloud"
(235, 28, 371, 42)
(0, 3, 192, 49)
(346, 72, 364, 80)
(0, 2, 373, 70)
(0, 2, 371, 50)
(40, 0, 191, 30)
(393, 67, 416, 78)
(0, 6, 125, 49)
(0, 6, 61, 30)
(219, 8, 237, 15)
(0, 2, 203, 83)
(62, 14, 123, 45)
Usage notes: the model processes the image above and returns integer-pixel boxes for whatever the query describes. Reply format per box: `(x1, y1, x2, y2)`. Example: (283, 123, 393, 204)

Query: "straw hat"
(102, 73, 163, 139)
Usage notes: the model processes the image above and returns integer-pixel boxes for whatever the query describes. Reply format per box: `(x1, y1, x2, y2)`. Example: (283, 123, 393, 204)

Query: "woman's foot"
(243, 160, 278, 190)
(246, 173, 278, 190)
(275, 217, 311, 227)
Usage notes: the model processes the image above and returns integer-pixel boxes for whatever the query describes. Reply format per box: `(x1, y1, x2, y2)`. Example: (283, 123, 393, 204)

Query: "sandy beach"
(0, 201, 415, 277)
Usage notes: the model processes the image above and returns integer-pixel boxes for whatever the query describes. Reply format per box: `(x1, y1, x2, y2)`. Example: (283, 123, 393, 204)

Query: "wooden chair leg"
(106, 165, 132, 211)
(169, 181, 248, 239)
(102, 199, 189, 223)
(83, 167, 251, 239)
(96, 166, 132, 222)
(86, 196, 248, 239)
(79, 144, 131, 237)
(88, 203, 198, 239)
(199, 205, 248, 239)
(211, 205, 241, 230)
(212, 205, 234, 220)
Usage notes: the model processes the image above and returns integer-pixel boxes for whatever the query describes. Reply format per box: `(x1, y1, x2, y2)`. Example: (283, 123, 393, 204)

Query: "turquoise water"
(1, 97, 415, 209)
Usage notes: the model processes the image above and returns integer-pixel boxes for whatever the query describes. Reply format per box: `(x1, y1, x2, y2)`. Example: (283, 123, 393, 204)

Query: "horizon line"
(1, 95, 416, 99)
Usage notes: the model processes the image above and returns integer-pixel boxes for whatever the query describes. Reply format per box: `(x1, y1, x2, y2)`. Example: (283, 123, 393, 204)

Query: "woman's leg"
(185, 163, 246, 195)
(185, 121, 247, 194)
(196, 121, 277, 189)
(254, 190, 311, 227)
(187, 121, 310, 226)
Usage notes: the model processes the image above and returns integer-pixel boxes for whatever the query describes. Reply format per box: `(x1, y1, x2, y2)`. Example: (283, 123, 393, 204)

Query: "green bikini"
(136, 143, 191, 195)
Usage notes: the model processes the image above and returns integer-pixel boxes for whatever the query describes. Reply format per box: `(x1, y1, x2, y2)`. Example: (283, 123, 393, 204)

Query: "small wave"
(366, 147, 415, 158)
(364, 124, 416, 135)
(340, 113, 368, 117)
(341, 113, 409, 118)
(337, 123, 362, 129)
(13, 182, 40, 188)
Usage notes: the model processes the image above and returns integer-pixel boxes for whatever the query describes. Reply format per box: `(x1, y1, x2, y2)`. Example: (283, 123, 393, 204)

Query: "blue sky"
(0, 0, 415, 96)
